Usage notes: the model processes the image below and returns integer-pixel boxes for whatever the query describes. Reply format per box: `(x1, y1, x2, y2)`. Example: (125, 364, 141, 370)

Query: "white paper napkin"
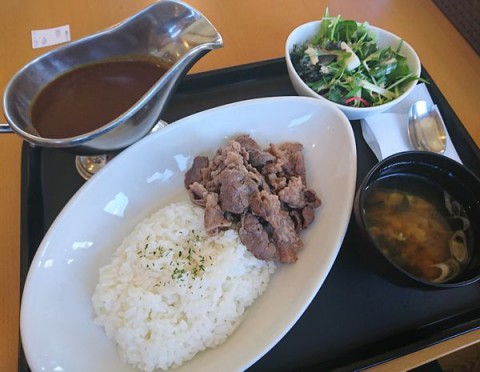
(360, 83, 462, 163)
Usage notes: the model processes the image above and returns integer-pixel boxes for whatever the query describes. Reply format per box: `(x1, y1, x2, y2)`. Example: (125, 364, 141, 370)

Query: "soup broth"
(363, 175, 472, 283)
(31, 58, 167, 139)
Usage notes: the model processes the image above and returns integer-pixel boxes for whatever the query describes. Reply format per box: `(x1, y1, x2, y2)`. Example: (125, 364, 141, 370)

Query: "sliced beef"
(301, 206, 316, 229)
(250, 191, 303, 263)
(266, 173, 287, 192)
(246, 164, 271, 193)
(204, 193, 231, 235)
(188, 182, 209, 207)
(207, 139, 250, 192)
(216, 168, 257, 214)
(289, 210, 303, 233)
(184, 134, 321, 264)
(262, 160, 283, 178)
(249, 190, 278, 222)
(305, 188, 322, 208)
(234, 134, 276, 167)
(269, 142, 306, 182)
(210, 139, 248, 176)
(290, 206, 316, 232)
(278, 176, 306, 209)
(276, 239, 301, 263)
(239, 214, 278, 261)
(184, 156, 209, 188)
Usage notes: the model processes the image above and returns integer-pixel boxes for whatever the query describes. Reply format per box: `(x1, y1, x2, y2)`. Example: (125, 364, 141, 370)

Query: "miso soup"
(363, 175, 472, 283)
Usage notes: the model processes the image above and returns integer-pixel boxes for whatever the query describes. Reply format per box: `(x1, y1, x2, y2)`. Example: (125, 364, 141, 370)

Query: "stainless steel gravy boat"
(2, 0, 223, 155)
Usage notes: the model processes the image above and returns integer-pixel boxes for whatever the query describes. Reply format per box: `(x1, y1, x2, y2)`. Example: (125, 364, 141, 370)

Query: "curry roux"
(31, 58, 167, 139)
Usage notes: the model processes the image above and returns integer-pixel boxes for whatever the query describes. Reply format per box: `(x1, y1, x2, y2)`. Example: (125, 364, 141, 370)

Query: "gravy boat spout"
(3, 0, 223, 155)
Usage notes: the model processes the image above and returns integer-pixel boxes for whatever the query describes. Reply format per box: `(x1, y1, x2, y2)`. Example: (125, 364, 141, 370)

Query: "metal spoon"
(407, 100, 447, 153)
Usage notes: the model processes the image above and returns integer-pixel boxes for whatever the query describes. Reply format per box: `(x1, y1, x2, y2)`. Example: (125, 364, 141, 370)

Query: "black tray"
(19, 58, 480, 371)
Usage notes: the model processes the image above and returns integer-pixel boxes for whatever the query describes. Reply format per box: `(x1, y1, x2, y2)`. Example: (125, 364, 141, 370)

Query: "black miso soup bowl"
(353, 151, 480, 290)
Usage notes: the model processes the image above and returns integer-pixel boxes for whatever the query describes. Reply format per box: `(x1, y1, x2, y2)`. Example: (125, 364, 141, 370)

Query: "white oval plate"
(21, 96, 357, 372)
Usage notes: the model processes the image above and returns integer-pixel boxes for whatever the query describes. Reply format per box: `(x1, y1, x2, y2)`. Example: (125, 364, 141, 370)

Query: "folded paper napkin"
(360, 83, 462, 163)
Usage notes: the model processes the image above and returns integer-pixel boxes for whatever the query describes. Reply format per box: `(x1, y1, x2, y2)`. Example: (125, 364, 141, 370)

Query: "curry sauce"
(31, 58, 167, 139)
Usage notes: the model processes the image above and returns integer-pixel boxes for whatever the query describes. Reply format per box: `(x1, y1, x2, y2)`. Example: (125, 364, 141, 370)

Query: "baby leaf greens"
(290, 9, 420, 107)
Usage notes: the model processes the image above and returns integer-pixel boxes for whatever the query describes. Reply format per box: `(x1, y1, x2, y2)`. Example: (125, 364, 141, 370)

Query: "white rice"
(92, 201, 275, 371)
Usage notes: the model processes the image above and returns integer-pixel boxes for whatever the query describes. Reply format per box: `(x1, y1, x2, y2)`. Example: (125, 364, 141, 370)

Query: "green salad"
(290, 9, 420, 107)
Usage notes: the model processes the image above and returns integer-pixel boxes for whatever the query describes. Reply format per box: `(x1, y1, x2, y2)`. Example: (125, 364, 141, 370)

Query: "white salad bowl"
(285, 20, 421, 120)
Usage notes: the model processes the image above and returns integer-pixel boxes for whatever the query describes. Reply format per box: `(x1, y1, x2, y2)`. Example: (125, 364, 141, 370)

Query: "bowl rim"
(285, 20, 421, 115)
(354, 151, 480, 289)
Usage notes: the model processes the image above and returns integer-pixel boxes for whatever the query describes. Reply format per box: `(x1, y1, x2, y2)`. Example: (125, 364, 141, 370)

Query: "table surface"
(1, 1, 479, 371)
